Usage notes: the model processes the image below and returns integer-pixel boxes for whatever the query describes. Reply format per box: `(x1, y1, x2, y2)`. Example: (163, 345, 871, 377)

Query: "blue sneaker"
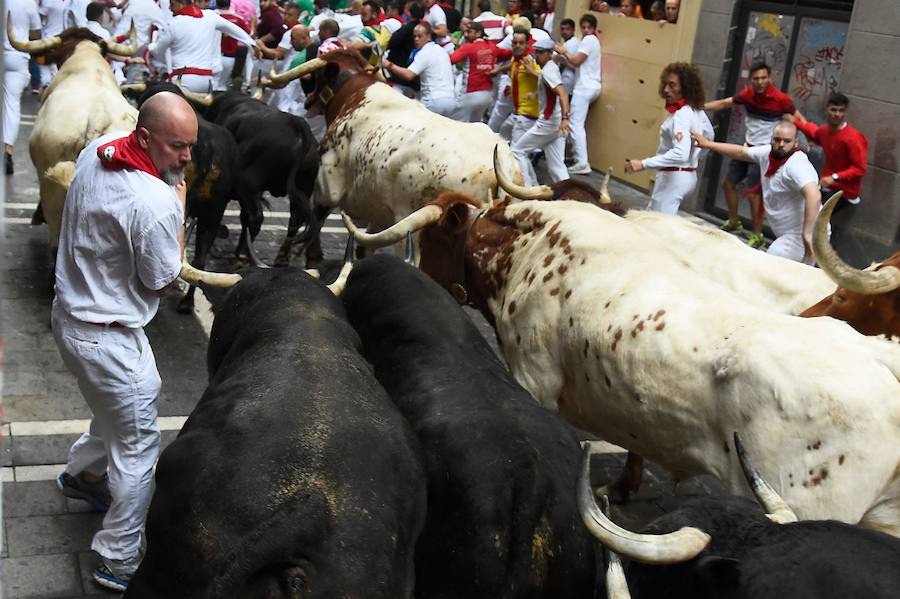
(93, 554, 140, 593)
(57, 472, 111, 512)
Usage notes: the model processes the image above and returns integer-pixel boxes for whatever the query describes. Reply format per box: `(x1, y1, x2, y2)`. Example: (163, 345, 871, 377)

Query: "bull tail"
(44, 161, 76, 190)
(286, 140, 318, 246)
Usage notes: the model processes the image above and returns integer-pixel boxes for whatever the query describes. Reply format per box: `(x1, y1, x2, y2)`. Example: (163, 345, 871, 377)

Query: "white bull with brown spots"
(343, 193, 900, 539)
(270, 50, 524, 247)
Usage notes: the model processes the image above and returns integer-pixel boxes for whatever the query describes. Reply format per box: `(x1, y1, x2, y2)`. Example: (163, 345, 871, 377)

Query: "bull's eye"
(835, 293, 847, 303)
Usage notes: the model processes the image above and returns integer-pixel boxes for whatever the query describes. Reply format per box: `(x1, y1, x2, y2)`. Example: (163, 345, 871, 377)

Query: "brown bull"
(800, 194, 900, 337)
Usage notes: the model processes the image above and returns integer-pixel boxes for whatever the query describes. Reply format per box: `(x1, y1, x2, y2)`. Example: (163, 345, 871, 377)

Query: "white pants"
(453, 90, 492, 122)
(172, 73, 214, 93)
(424, 96, 457, 118)
(509, 114, 537, 147)
(767, 233, 805, 263)
(3, 54, 31, 147)
(647, 170, 697, 214)
(217, 56, 235, 91)
(52, 304, 162, 562)
(487, 74, 513, 138)
(569, 87, 600, 165)
(306, 113, 327, 142)
(513, 118, 567, 185)
(39, 62, 58, 87)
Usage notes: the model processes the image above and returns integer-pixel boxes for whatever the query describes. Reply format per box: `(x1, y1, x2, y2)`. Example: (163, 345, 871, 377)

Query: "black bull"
(127, 269, 426, 598)
(203, 92, 320, 267)
(341, 255, 598, 598)
(621, 495, 900, 599)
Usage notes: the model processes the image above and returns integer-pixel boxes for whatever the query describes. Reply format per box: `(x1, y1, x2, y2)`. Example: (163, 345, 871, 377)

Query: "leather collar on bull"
(450, 207, 486, 306)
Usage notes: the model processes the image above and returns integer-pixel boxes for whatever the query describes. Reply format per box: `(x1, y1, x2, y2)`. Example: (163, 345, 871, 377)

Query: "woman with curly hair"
(624, 62, 714, 214)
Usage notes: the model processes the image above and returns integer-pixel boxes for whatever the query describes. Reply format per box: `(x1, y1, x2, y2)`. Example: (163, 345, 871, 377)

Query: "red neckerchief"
(97, 131, 161, 180)
(665, 98, 687, 113)
(175, 5, 204, 18)
(764, 148, 799, 178)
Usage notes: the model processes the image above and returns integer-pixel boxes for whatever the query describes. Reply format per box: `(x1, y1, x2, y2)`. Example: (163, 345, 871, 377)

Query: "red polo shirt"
(796, 120, 868, 200)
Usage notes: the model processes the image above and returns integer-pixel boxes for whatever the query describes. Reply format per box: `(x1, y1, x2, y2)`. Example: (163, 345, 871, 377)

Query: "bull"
(800, 193, 900, 337)
(179, 89, 319, 267)
(343, 193, 900, 538)
(341, 255, 598, 597)
(581, 435, 900, 599)
(127, 268, 426, 598)
(268, 49, 524, 262)
(10, 23, 138, 273)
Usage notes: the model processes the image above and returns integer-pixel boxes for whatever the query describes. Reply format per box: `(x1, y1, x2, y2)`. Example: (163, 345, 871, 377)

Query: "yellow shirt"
(510, 57, 540, 119)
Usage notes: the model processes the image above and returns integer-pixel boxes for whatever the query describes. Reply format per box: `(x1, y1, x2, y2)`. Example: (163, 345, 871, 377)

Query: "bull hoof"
(274, 247, 291, 267)
(217, 225, 229, 239)
(234, 254, 250, 268)
(176, 296, 195, 314)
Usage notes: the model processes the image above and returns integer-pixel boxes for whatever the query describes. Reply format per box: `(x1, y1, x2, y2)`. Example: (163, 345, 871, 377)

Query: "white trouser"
(487, 74, 513, 137)
(3, 54, 31, 147)
(569, 87, 600, 165)
(513, 117, 567, 185)
(647, 170, 697, 214)
(217, 56, 235, 91)
(172, 73, 214, 93)
(306, 113, 327, 142)
(51, 303, 162, 562)
(766, 233, 805, 263)
(509, 114, 537, 147)
(453, 90, 492, 122)
(424, 96, 457, 118)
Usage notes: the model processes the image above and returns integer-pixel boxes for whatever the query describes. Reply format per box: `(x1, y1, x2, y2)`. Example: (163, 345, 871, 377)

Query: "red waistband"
(169, 67, 214, 78)
(659, 167, 696, 172)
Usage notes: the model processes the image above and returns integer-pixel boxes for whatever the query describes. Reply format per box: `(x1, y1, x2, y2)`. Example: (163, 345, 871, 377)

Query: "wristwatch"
(832, 173, 840, 181)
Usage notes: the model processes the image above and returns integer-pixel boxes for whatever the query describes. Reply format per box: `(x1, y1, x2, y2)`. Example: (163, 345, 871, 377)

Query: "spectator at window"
(589, 0, 610, 13)
(664, 0, 678, 23)
(648, 0, 664, 21)
(618, 0, 642, 18)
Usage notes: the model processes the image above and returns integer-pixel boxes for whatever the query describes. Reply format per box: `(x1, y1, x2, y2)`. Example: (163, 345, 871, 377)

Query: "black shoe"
(31, 203, 45, 225)
(5, 153, 12, 176)
(57, 472, 112, 512)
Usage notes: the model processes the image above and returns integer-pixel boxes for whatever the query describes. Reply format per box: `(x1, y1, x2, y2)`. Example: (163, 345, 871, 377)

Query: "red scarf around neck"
(665, 98, 687, 113)
(97, 131, 161, 180)
(175, 5, 204, 18)
(764, 148, 799, 178)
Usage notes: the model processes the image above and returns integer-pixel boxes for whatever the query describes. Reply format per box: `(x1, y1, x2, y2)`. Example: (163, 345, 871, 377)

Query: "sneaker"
(530, 150, 544, 167)
(93, 555, 140, 593)
(746, 233, 765, 249)
(568, 162, 592, 175)
(57, 472, 111, 512)
(720, 219, 743, 233)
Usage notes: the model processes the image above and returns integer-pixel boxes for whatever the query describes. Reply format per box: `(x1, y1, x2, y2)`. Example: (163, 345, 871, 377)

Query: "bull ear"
(694, 556, 741, 594)
(439, 202, 473, 235)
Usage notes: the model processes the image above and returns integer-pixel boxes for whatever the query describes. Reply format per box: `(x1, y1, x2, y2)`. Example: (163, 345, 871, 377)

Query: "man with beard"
(692, 120, 821, 264)
(52, 92, 196, 593)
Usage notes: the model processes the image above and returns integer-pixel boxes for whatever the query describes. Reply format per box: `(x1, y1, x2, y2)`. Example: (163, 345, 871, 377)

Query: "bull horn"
(341, 205, 443, 248)
(733, 432, 798, 524)
(404, 231, 415, 264)
(268, 57, 327, 86)
(120, 82, 147, 94)
(7, 14, 61, 53)
(104, 21, 137, 56)
(176, 80, 214, 107)
(601, 496, 632, 599)
(578, 444, 710, 564)
(326, 236, 355, 296)
(179, 262, 242, 288)
(600, 167, 612, 204)
(493, 145, 553, 200)
(813, 191, 900, 294)
(252, 70, 264, 100)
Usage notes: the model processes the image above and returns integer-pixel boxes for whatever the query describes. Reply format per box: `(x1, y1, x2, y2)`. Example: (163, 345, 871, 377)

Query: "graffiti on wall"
(787, 18, 849, 124)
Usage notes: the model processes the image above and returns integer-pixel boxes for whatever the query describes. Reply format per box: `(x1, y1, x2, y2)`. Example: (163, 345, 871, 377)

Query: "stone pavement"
(0, 92, 724, 598)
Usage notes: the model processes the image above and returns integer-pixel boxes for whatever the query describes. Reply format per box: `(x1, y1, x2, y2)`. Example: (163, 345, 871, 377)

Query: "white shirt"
(473, 10, 510, 42)
(64, 0, 91, 28)
(150, 11, 255, 73)
(54, 133, 183, 328)
(498, 28, 551, 50)
(408, 41, 455, 103)
(113, 0, 168, 52)
(5, 0, 42, 60)
(747, 145, 819, 238)
(538, 59, 563, 122)
(642, 105, 714, 169)
(277, 27, 296, 65)
(424, 2, 449, 45)
(575, 33, 601, 92)
(560, 36, 579, 93)
(309, 10, 362, 43)
(39, 0, 67, 36)
(86, 20, 109, 38)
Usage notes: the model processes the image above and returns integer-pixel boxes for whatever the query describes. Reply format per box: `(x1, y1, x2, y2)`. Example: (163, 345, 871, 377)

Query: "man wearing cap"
(449, 22, 500, 122)
(512, 34, 570, 184)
